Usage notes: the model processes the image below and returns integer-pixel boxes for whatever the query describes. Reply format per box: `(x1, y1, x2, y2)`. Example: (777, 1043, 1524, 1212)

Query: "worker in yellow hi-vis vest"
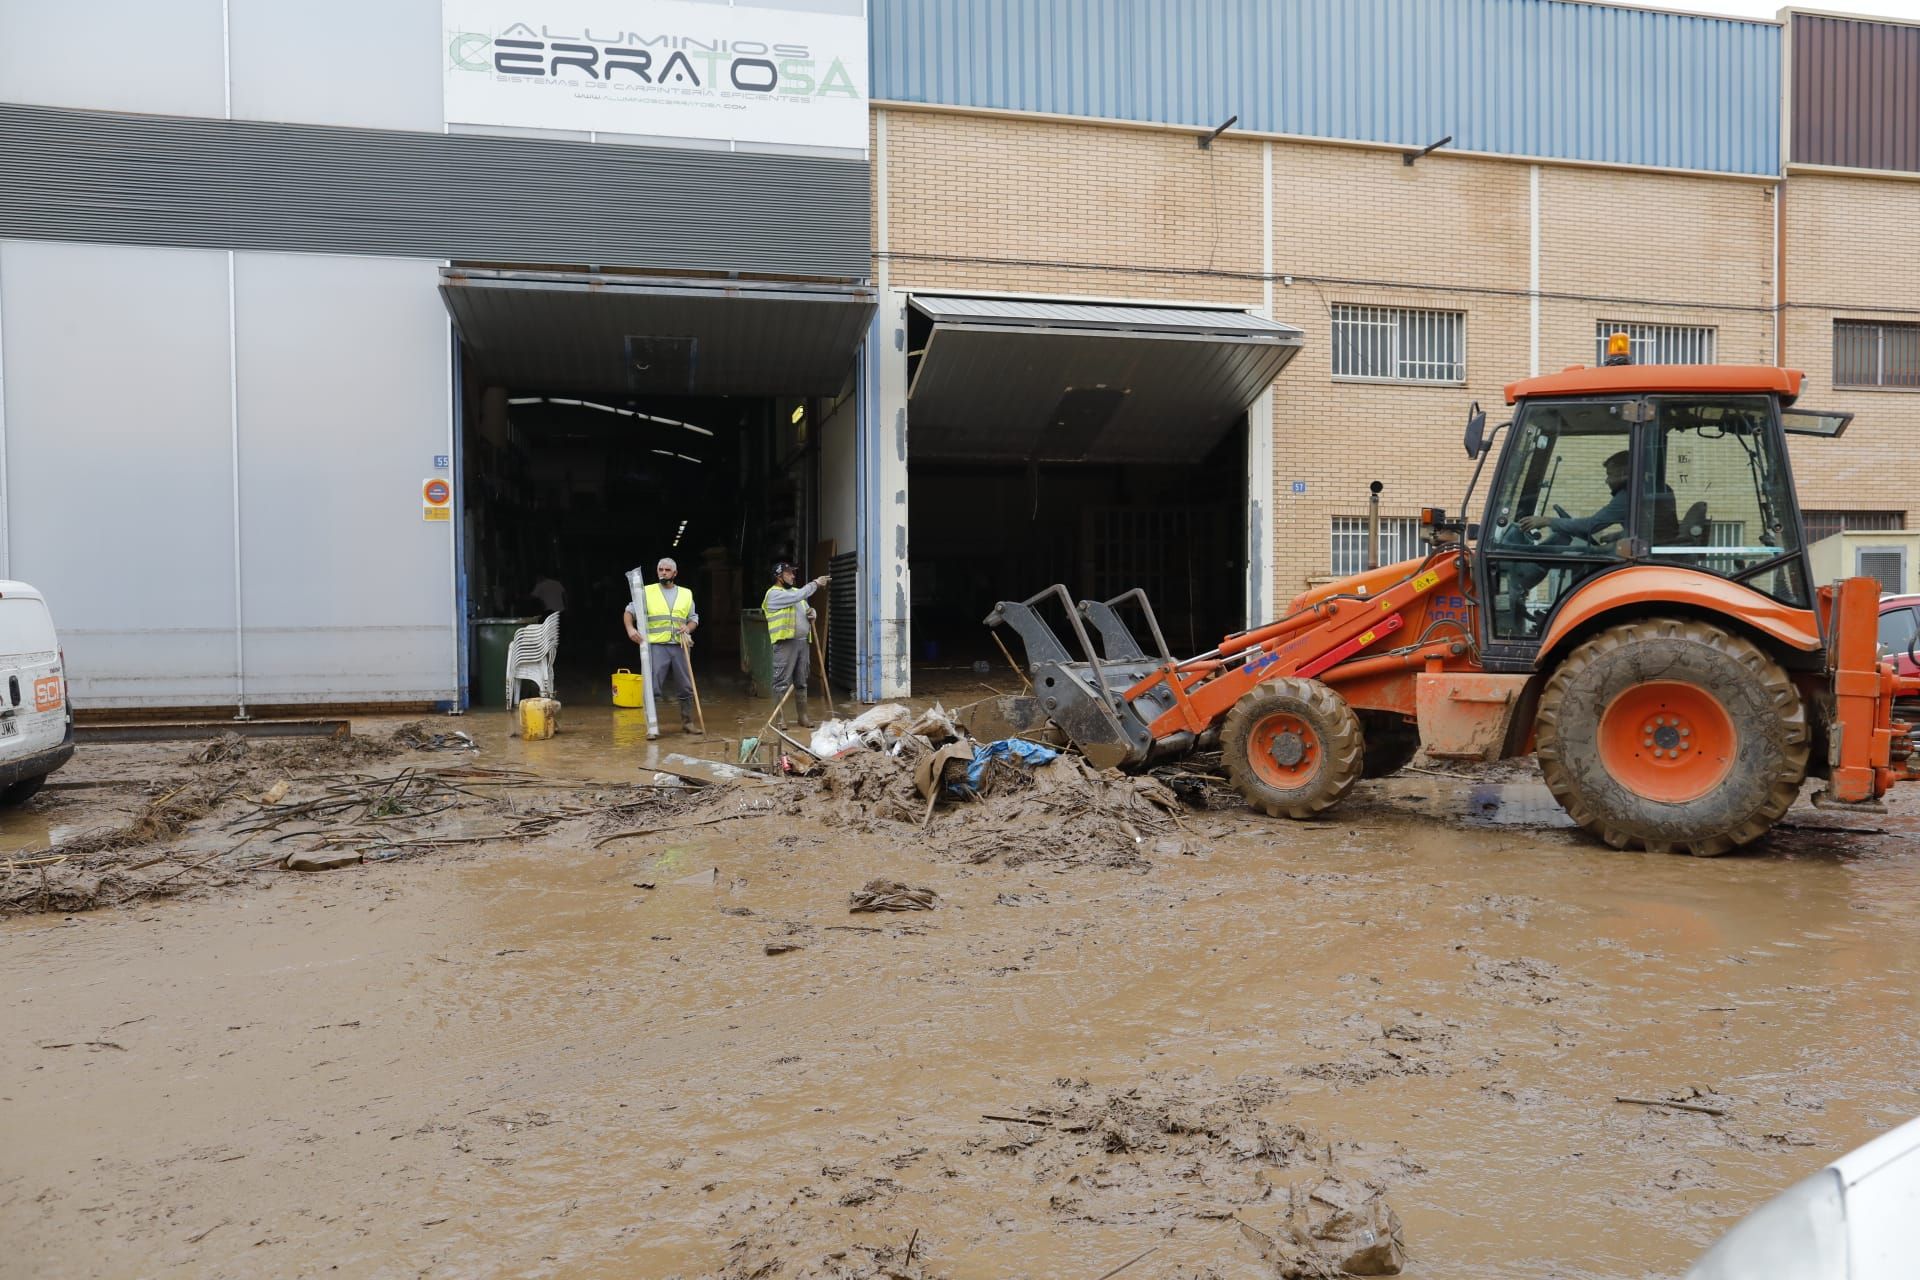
(763, 560, 829, 727)
(623, 556, 699, 735)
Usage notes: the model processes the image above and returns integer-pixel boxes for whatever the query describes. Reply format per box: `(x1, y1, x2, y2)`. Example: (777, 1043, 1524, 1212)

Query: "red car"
(1880, 594, 1920, 678)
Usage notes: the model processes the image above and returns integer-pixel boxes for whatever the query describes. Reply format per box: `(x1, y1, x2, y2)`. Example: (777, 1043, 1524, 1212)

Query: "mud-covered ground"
(5, 700, 1920, 1279)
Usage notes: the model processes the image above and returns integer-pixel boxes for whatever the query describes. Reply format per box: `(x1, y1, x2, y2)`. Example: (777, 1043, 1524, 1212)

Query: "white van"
(1686, 1115, 1920, 1279)
(0, 582, 73, 805)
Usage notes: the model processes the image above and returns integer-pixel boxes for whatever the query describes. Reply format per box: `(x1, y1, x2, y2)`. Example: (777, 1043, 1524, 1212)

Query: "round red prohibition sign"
(423, 479, 452, 506)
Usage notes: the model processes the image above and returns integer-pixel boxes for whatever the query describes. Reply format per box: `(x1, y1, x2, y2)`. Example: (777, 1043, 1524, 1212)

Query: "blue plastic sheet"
(959, 738, 1060, 792)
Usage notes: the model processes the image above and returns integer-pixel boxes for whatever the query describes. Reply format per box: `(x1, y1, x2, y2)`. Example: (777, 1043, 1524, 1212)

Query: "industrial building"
(0, 1, 1914, 712)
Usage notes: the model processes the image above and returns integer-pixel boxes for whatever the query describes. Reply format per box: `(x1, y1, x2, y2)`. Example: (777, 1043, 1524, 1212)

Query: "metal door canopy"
(906, 295, 1304, 463)
(441, 268, 876, 397)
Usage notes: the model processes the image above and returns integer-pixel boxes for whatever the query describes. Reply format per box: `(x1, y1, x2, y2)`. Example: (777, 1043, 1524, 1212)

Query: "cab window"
(1638, 396, 1809, 608)
(1482, 400, 1633, 641)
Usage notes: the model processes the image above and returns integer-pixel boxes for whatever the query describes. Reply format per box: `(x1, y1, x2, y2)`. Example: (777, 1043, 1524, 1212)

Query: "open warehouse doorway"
(902, 296, 1303, 692)
(441, 268, 874, 709)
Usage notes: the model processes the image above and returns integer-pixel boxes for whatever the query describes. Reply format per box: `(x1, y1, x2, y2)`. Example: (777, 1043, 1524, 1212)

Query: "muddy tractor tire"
(1359, 713, 1422, 779)
(1534, 618, 1809, 856)
(1223, 677, 1366, 818)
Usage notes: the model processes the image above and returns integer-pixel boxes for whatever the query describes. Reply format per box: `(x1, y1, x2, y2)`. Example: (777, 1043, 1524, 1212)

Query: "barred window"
(1331, 305, 1465, 383)
(1695, 519, 1749, 576)
(1835, 320, 1920, 388)
(1595, 320, 1715, 366)
(1857, 547, 1908, 595)
(1803, 509, 1905, 545)
(1329, 516, 1423, 576)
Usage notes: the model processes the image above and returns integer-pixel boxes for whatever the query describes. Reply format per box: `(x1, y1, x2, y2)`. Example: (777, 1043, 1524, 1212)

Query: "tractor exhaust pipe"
(1366, 480, 1384, 570)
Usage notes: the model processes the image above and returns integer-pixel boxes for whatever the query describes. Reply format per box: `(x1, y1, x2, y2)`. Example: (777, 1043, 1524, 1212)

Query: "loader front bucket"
(981, 585, 1176, 770)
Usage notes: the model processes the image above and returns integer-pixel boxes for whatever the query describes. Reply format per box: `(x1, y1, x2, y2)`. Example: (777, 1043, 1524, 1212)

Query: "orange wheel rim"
(1249, 711, 1319, 788)
(1597, 681, 1736, 804)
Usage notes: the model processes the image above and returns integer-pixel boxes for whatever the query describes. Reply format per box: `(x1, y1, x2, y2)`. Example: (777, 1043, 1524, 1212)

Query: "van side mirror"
(1464, 403, 1487, 457)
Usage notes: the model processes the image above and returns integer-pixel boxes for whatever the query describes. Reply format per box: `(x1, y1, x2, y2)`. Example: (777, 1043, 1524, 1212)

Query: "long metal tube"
(1367, 486, 1381, 571)
(1218, 602, 1335, 657)
(1317, 641, 1462, 684)
(626, 569, 659, 736)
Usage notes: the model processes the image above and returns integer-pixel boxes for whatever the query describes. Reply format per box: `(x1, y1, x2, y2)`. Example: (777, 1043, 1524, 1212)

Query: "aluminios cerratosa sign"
(443, 0, 868, 152)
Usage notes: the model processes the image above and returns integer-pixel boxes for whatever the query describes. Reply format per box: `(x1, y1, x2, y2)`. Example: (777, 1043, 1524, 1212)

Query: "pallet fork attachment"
(983, 585, 1176, 769)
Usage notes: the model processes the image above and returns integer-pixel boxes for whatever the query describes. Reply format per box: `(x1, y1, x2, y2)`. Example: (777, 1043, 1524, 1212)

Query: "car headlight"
(1685, 1167, 1847, 1280)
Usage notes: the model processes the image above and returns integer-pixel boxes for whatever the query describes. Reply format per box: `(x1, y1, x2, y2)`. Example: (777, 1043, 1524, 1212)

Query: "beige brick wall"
(1781, 172, 1920, 523)
(876, 106, 1914, 606)
(1264, 144, 1531, 593)
(879, 109, 1261, 305)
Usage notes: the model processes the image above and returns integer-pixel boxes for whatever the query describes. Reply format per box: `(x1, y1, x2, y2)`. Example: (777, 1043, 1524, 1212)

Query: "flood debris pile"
(972, 1075, 1408, 1277)
(716, 1073, 1408, 1280)
(193, 728, 404, 771)
(805, 703, 1190, 871)
(1, 778, 248, 914)
(721, 1074, 1413, 1274)
(1, 725, 708, 915)
(1148, 749, 1246, 810)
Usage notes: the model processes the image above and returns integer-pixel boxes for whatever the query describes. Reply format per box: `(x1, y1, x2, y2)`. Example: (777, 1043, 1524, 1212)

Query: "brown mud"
(4, 700, 1920, 1277)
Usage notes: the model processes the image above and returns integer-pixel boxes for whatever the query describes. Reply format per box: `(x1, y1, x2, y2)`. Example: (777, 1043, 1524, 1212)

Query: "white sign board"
(443, 0, 869, 152)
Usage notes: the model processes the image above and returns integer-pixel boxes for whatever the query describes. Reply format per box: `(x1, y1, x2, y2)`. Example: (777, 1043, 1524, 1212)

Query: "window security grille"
(1329, 516, 1423, 576)
(1696, 519, 1749, 576)
(1594, 321, 1715, 366)
(1857, 547, 1907, 594)
(1804, 510, 1905, 545)
(1331, 305, 1466, 383)
(1835, 320, 1920, 389)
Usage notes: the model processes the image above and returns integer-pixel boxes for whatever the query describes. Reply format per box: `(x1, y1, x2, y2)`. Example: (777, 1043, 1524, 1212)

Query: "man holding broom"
(623, 556, 700, 736)
(763, 561, 829, 728)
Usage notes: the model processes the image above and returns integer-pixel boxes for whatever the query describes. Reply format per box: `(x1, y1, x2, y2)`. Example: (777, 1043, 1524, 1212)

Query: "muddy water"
(5, 707, 1920, 1278)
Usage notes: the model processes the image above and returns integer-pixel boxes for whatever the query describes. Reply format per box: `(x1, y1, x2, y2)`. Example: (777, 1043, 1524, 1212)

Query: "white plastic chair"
(506, 612, 561, 709)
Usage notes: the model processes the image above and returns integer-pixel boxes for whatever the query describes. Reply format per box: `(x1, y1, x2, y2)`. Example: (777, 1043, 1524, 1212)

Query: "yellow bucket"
(612, 668, 648, 709)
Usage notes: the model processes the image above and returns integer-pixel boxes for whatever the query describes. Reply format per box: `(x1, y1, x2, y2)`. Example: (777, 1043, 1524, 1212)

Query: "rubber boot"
(681, 709, 696, 735)
(796, 695, 815, 729)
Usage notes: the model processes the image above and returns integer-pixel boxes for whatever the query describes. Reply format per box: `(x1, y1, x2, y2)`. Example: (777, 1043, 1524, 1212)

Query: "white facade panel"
(0, 0, 227, 118)
(232, 252, 455, 704)
(229, 0, 444, 131)
(0, 240, 239, 706)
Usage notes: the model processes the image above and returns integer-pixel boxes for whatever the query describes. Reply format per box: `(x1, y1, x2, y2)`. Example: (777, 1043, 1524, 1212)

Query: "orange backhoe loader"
(985, 345, 1920, 855)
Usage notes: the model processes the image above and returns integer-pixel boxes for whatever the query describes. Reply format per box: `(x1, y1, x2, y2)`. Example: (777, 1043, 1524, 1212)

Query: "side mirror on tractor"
(1464, 402, 1487, 458)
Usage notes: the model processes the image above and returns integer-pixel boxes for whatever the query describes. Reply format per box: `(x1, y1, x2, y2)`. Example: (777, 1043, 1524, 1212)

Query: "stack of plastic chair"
(505, 612, 561, 709)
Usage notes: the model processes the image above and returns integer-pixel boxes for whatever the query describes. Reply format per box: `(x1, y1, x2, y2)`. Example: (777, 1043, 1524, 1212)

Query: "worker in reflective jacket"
(763, 560, 830, 727)
(623, 556, 699, 735)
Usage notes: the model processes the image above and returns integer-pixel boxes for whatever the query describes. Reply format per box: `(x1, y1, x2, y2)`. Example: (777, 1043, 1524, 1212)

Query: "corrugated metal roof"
(1791, 13, 1920, 174)
(872, 0, 1781, 176)
(0, 101, 872, 278)
(907, 301, 1301, 462)
(911, 294, 1305, 336)
(442, 270, 876, 397)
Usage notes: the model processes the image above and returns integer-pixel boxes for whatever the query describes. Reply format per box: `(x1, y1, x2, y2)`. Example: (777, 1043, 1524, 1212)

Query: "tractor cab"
(1465, 354, 1848, 665)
